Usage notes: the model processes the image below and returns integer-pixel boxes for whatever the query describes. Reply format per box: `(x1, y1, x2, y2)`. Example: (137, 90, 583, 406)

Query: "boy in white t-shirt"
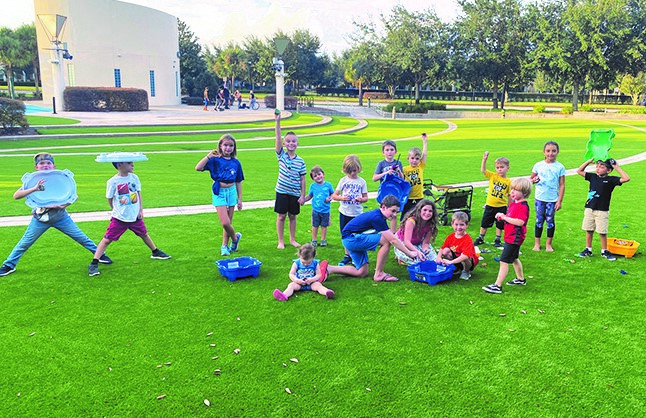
(88, 161, 170, 276)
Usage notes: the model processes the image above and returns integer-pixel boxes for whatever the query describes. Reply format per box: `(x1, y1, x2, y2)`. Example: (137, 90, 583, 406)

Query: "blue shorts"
(212, 186, 238, 207)
(312, 211, 330, 228)
(342, 232, 382, 267)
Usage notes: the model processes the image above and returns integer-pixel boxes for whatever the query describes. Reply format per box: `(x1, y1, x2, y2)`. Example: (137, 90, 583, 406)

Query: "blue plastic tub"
(215, 257, 262, 281)
(377, 173, 411, 210)
(407, 261, 456, 285)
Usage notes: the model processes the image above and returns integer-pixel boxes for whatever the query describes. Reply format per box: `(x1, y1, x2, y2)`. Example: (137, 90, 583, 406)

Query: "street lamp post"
(247, 61, 253, 91)
(273, 38, 290, 111)
(37, 14, 70, 114)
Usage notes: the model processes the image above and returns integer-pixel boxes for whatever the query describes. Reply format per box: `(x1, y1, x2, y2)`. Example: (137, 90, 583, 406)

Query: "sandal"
(374, 274, 398, 282)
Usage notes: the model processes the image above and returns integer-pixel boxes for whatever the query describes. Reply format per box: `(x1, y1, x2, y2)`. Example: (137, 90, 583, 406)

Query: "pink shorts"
(104, 218, 148, 241)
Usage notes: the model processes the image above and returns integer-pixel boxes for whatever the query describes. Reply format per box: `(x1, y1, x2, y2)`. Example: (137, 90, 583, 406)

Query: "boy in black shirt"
(576, 158, 630, 260)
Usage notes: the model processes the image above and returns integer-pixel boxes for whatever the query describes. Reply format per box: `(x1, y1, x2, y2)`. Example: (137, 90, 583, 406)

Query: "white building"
(34, 0, 181, 108)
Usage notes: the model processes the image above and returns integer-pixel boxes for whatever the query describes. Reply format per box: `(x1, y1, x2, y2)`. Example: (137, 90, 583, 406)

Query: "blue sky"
(4, 0, 458, 54)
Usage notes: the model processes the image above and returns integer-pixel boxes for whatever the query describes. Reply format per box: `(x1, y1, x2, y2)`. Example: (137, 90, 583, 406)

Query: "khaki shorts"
(582, 208, 609, 234)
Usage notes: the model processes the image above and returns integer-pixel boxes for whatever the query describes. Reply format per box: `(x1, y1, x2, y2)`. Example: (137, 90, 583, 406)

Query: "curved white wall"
(34, 0, 181, 108)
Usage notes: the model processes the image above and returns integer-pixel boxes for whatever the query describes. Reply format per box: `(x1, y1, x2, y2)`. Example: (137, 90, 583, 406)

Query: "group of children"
(0, 123, 631, 300)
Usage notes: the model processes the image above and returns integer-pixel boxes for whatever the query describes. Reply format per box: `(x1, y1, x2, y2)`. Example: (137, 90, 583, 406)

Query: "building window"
(114, 68, 121, 88)
(149, 70, 155, 97)
(67, 64, 75, 86)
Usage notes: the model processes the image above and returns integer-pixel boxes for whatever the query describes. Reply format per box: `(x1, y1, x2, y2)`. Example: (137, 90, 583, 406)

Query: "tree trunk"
(387, 85, 395, 97)
(572, 79, 579, 111)
(415, 81, 420, 104)
(492, 78, 499, 109)
(501, 82, 507, 110)
(7, 66, 15, 99)
(588, 90, 592, 105)
(358, 81, 363, 107)
(32, 61, 40, 96)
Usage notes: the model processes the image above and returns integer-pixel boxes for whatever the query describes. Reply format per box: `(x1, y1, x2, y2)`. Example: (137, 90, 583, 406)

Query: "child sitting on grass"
(435, 211, 478, 280)
(474, 151, 510, 248)
(482, 178, 532, 294)
(273, 244, 334, 301)
(576, 158, 630, 261)
(326, 195, 419, 282)
(401, 133, 429, 217)
(394, 199, 438, 265)
(88, 160, 170, 277)
(302, 165, 334, 247)
(0, 153, 111, 277)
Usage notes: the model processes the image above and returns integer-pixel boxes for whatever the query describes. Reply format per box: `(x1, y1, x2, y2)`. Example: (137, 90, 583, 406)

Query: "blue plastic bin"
(377, 173, 411, 210)
(407, 261, 456, 285)
(215, 257, 262, 281)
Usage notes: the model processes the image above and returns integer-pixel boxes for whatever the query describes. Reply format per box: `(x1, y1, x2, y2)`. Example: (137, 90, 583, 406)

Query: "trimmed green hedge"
(383, 101, 446, 113)
(64, 87, 149, 112)
(0, 97, 28, 132)
(264, 95, 297, 109)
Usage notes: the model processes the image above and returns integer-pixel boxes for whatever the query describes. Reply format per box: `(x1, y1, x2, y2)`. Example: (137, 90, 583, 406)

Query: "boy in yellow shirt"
(474, 151, 511, 248)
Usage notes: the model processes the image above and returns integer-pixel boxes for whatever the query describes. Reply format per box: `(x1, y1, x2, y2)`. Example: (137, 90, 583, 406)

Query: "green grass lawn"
(0, 115, 644, 416)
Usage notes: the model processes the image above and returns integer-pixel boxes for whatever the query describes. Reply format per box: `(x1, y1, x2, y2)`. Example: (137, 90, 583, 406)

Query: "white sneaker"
(459, 270, 471, 280)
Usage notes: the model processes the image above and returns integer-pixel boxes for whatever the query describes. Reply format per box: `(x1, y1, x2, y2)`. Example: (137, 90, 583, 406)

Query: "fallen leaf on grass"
(156, 364, 163, 368)
(528, 276, 534, 279)
(236, 317, 241, 321)
(165, 362, 172, 366)
(538, 309, 545, 314)
(204, 399, 211, 407)
(28, 332, 36, 337)
(285, 388, 292, 394)
(212, 356, 219, 360)
(499, 313, 507, 317)
(156, 394, 166, 400)
(290, 358, 299, 363)
(481, 263, 488, 267)
(206, 332, 213, 337)
(108, 367, 112, 372)
(209, 344, 217, 347)
(233, 348, 241, 354)
(508, 329, 516, 332)
(469, 300, 474, 305)
(366, 388, 372, 392)
(521, 310, 527, 314)
(213, 369, 221, 376)
(283, 363, 287, 367)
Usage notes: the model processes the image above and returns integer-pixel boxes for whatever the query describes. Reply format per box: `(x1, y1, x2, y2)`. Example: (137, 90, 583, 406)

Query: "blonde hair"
(495, 157, 510, 167)
(511, 178, 532, 198)
(408, 147, 422, 158)
(342, 154, 362, 175)
(216, 134, 237, 157)
(452, 211, 470, 224)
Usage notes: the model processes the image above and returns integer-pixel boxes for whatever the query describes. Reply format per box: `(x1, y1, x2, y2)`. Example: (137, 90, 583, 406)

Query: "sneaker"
(320, 239, 328, 247)
(493, 240, 504, 248)
(220, 245, 230, 256)
(273, 289, 287, 301)
(151, 249, 171, 260)
(474, 237, 485, 246)
(601, 250, 616, 261)
(319, 260, 329, 282)
(325, 289, 335, 299)
(482, 284, 502, 294)
(459, 270, 471, 280)
(0, 264, 16, 277)
(230, 233, 242, 252)
(578, 248, 593, 257)
(506, 278, 526, 286)
(98, 254, 113, 264)
(88, 263, 100, 277)
(311, 240, 318, 247)
(338, 254, 352, 266)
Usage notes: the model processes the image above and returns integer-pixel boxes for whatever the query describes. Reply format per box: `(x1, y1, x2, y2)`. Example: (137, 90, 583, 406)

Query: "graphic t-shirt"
(336, 176, 368, 217)
(504, 201, 530, 245)
(532, 160, 566, 202)
(484, 170, 511, 207)
(308, 181, 334, 214)
(374, 160, 404, 181)
(440, 233, 478, 266)
(106, 173, 141, 222)
(403, 161, 426, 200)
(293, 259, 319, 281)
(584, 173, 622, 211)
(202, 157, 244, 195)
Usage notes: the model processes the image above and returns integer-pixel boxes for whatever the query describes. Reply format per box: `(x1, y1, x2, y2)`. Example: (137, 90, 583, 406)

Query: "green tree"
(532, 0, 632, 110)
(382, 6, 449, 104)
(178, 19, 207, 96)
(619, 72, 646, 105)
(342, 41, 378, 106)
(454, 0, 530, 109)
(0, 27, 29, 99)
(289, 30, 327, 92)
(14, 24, 40, 98)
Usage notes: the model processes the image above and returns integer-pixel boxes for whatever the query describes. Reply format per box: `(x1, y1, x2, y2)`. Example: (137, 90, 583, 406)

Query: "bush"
(0, 97, 28, 132)
(363, 91, 390, 100)
(580, 104, 606, 113)
(618, 107, 646, 114)
(182, 96, 205, 106)
(64, 87, 149, 112)
(263, 95, 298, 109)
(532, 104, 546, 113)
(560, 105, 573, 115)
(383, 101, 446, 113)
